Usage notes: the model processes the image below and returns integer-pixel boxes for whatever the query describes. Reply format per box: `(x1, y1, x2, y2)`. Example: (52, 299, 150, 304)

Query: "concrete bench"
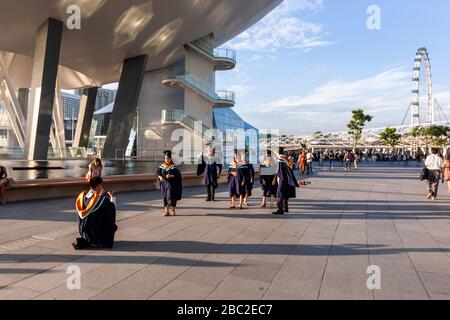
(5, 172, 232, 203)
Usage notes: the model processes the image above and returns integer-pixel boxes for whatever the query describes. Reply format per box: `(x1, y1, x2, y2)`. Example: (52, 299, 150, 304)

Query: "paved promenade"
(0, 167, 449, 300)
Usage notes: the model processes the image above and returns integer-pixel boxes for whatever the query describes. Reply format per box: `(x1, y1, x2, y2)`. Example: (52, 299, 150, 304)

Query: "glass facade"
(94, 113, 112, 137)
(61, 92, 81, 144)
(0, 103, 11, 148)
(213, 108, 259, 163)
(213, 108, 258, 132)
(0, 129, 7, 140)
(88, 103, 136, 157)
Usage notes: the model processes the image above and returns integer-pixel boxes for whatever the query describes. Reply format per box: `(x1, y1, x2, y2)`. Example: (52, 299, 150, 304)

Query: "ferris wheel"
(411, 47, 434, 126)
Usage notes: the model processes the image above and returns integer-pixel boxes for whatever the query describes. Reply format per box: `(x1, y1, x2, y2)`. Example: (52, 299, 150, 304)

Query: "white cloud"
(241, 66, 450, 134)
(245, 54, 262, 62)
(227, 0, 335, 53)
(227, 84, 257, 98)
(260, 67, 412, 113)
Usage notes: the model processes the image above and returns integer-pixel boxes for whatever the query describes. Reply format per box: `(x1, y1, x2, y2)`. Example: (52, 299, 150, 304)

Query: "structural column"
(17, 88, 29, 120)
(103, 55, 148, 159)
(25, 18, 63, 160)
(72, 87, 98, 149)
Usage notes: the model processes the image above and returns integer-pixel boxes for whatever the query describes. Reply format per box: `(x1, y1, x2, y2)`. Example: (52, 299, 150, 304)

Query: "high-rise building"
(0, 103, 11, 148)
(74, 88, 117, 111)
(0, 101, 20, 153)
(61, 92, 81, 145)
(95, 88, 117, 111)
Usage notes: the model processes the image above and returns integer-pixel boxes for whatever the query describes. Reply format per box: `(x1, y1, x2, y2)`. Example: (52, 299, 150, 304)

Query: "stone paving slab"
(0, 167, 450, 300)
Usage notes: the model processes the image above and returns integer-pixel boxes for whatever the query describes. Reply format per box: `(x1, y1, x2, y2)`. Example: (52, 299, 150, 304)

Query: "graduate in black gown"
(241, 150, 255, 207)
(273, 147, 300, 215)
(259, 150, 278, 209)
(197, 145, 223, 201)
(227, 150, 245, 209)
(73, 177, 118, 250)
(156, 150, 183, 216)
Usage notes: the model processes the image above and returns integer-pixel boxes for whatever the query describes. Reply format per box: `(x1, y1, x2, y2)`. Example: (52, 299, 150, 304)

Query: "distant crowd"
(284, 149, 425, 172)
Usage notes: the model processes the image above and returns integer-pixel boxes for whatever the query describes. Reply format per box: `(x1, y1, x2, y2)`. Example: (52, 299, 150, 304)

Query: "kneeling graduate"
(73, 177, 118, 250)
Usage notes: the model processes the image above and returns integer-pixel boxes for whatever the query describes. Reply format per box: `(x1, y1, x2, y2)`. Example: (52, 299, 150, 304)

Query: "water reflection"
(7, 160, 196, 181)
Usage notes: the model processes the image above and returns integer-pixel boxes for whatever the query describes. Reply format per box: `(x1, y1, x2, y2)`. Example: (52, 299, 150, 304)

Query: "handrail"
(163, 71, 235, 104)
(161, 109, 209, 133)
(191, 39, 237, 62)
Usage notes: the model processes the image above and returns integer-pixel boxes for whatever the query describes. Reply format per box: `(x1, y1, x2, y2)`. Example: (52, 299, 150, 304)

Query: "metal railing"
(191, 39, 237, 64)
(163, 71, 235, 105)
(217, 90, 235, 102)
(161, 109, 210, 133)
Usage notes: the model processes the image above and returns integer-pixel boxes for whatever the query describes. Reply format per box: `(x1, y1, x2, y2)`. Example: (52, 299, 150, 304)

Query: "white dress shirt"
(425, 154, 444, 170)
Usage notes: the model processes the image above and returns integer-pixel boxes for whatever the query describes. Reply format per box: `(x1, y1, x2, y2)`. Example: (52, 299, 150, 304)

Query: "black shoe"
(206, 198, 211, 202)
(272, 210, 285, 215)
(71, 238, 91, 250)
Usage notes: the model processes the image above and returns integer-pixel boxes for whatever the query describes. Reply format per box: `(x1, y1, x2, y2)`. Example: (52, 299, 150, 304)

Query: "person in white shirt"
(306, 151, 314, 175)
(424, 148, 445, 200)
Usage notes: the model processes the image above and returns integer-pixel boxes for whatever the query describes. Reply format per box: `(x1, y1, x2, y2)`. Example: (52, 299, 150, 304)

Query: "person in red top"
(298, 151, 306, 175)
(444, 154, 450, 193)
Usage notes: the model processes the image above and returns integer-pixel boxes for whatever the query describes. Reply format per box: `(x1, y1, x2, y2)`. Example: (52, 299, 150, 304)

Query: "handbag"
(419, 167, 429, 181)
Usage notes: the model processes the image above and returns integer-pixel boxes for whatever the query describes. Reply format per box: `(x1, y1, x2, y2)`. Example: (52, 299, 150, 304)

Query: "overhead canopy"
(0, 0, 281, 89)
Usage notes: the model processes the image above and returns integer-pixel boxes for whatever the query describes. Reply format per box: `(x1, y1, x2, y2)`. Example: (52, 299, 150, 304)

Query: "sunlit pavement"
(0, 166, 449, 300)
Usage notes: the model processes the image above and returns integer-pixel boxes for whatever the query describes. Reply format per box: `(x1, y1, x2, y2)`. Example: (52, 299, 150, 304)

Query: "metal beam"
(103, 55, 148, 159)
(73, 87, 98, 149)
(26, 18, 63, 160)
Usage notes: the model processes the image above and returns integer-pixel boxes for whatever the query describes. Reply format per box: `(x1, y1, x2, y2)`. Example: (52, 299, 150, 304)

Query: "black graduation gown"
(227, 163, 245, 197)
(276, 159, 299, 200)
(197, 155, 223, 188)
(241, 162, 255, 196)
(260, 167, 277, 197)
(77, 194, 118, 249)
(156, 163, 183, 207)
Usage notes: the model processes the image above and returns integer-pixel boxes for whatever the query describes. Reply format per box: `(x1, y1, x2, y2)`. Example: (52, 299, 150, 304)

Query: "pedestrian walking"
(298, 151, 306, 175)
(424, 148, 444, 201)
(354, 152, 360, 171)
(344, 150, 352, 171)
(306, 150, 314, 175)
(444, 154, 450, 194)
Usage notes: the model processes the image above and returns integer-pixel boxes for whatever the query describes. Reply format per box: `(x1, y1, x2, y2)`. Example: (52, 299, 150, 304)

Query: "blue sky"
(217, 0, 450, 135)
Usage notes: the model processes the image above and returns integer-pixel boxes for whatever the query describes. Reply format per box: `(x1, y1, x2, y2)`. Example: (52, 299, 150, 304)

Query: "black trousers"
(206, 185, 216, 201)
(277, 198, 289, 212)
(427, 170, 441, 197)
